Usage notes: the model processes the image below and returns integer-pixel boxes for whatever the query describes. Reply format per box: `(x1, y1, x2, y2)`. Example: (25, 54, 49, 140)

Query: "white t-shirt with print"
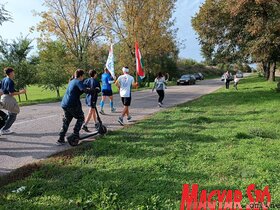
(117, 74, 135, 97)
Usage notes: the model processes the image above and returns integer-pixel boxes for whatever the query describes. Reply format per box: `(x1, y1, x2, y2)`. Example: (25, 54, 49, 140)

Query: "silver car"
(236, 71, 243, 78)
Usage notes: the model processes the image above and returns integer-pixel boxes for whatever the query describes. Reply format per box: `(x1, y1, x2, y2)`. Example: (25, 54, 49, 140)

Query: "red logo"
(180, 184, 271, 210)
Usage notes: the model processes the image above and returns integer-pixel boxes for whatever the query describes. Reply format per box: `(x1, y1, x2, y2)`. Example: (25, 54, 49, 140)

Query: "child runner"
(82, 69, 101, 132)
(57, 69, 92, 145)
(0, 67, 26, 135)
(99, 67, 116, 114)
(115, 67, 138, 126)
(152, 72, 167, 107)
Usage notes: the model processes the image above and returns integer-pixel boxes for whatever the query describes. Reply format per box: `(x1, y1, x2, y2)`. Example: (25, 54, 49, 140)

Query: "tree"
(36, 0, 103, 69)
(101, 0, 179, 82)
(38, 41, 71, 97)
(192, 0, 280, 81)
(0, 3, 12, 26)
(0, 36, 37, 101)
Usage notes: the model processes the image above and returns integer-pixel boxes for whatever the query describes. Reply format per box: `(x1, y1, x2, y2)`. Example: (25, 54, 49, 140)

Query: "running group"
(0, 66, 168, 146)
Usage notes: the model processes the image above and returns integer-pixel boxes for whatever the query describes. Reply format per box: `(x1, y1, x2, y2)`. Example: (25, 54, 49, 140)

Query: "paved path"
(0, 78, 224, 176)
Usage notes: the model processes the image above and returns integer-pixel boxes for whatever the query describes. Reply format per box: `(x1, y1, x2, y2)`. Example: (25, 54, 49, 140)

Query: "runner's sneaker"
(118, 117, 124, 126)
(158, 103, 162, 107)
(99, 109, 105, 115)
(56, 137, 66, 146)
(1, 129, 13, 135)
(127, 115, 132, 121)
(82, 125, 90, 132)
(111, 107, 116, 113)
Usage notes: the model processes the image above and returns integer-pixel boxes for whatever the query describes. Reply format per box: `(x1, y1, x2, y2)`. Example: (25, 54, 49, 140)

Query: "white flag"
(105, 44, 115, 78)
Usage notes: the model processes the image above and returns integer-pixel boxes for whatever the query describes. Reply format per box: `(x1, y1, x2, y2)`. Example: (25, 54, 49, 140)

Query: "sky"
(0, 0, 205, 61)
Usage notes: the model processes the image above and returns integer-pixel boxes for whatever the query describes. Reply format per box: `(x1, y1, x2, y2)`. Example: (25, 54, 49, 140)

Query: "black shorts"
(121, 97, 131, 106)
(102, 90, 113, 96)
(88, 102, 97, 108)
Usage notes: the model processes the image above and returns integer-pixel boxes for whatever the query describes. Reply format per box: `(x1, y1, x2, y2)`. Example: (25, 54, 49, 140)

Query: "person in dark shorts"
(115, 67, 138, 126)
(0, 67, 26, 135)
(57, 69, 92, 145)
(82, 69, 101, 132)
(99, 67, 116, 114)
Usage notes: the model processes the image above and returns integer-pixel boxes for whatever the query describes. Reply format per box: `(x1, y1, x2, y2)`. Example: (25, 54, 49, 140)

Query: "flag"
(106, 44, 115, 78)
(135, 41, 145, 78)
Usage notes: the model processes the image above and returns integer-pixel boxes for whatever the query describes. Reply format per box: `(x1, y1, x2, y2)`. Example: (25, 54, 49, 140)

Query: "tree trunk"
(147, 71, 150, 87)
(264, 62, 270, 80)
(24, 93, 28, 101)
(18, 95, 21, 102)
(56, 87, 60, 98)
(268, 62, 276, 82)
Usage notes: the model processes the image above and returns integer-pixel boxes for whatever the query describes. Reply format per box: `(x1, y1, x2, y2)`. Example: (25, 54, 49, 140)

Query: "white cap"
(122, 67, 129, 73)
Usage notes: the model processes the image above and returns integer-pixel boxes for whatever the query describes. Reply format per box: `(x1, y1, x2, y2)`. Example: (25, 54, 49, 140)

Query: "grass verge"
(0, 75, 279, 209)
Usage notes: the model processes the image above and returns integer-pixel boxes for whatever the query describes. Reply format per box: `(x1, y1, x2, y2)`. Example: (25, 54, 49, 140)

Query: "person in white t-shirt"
(115, 67, 138, 126)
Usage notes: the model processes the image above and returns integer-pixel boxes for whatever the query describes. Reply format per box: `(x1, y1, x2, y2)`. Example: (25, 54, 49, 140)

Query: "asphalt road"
(0, 78, 224, 176)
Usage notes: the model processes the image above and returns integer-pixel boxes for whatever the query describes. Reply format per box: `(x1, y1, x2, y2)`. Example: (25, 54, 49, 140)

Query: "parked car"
(194, 73, 204, 80)
(236, 71, 243, 78)
(221, 74, 225, 81)
(177, 75, 196, 85)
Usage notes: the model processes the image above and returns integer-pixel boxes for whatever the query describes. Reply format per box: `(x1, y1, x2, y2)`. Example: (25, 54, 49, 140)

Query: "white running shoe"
(1, 129, 14, 135)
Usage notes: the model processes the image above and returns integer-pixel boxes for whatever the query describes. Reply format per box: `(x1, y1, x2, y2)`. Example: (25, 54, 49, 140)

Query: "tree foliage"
(36, 0, 103, 69)
(0, 3, 12, 26)
(192, 0, 280, 81)
(102, 0, 179, 79)
(37, 41, 72, 97)
(0, 36, 37, 101)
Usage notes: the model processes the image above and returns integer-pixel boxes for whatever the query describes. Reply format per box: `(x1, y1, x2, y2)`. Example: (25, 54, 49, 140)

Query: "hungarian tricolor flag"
(135, 41, 145, 78)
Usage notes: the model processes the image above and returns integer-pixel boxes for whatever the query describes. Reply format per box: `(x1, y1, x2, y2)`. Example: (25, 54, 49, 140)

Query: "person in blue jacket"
(57, 69, 91, 145)
(99, 67, 116, 114)
(0, 67, 26, 135)
(82, 69, 101, 132)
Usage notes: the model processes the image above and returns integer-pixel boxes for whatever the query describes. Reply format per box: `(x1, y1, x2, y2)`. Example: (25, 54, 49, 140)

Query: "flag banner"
(106, 44, 115, 78)
(135, 41, 145, 79)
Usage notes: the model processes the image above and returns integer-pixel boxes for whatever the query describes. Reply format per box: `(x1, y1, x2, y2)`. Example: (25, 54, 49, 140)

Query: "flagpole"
(135, 35, 138, 88)
(134, 14, 141, 88)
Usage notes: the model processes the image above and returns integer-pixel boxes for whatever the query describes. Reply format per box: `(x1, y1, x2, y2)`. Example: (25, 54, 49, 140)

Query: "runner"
(99, 67, 116, 114)
(0, 67, 26, 135)
(115, 67, 138, 126)
(152, 72, 167, 107)
(57, 69, 92, 145)
(82, 69, 101, 132)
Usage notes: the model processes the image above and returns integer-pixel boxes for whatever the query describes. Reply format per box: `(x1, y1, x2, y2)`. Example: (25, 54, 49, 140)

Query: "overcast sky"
(0, 0, 204, 61)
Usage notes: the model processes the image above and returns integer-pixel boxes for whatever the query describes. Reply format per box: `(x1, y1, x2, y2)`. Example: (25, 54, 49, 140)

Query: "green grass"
(17, 85, 67, 106)
(0, 75, 279, 209)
